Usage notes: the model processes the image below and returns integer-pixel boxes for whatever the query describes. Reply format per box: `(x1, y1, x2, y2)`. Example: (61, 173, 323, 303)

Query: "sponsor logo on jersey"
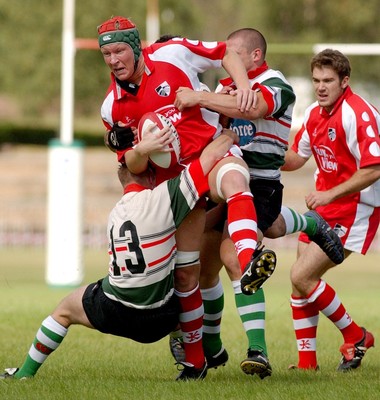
(328, 127, 336, 141)
(313, 145, 338, 173)
(155, 81, 171, 97)
(156, 106, 182, 125)
(230, 118, 256, 146)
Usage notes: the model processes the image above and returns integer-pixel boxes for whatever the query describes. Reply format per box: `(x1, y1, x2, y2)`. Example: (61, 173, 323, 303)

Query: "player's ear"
(341, 76, 349, 89)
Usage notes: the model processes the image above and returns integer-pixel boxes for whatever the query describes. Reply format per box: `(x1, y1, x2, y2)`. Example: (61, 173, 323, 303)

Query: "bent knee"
(208, 157, 250, 202)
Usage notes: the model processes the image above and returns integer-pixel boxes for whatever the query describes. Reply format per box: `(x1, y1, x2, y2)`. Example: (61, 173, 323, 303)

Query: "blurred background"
(1, 0, 379, 252)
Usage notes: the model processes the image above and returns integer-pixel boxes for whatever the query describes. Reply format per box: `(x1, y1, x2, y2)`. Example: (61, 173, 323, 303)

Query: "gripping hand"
(105, 124, 134, 152)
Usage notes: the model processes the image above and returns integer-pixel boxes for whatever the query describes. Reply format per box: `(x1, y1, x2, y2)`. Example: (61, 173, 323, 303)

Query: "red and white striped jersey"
(292, 86, 380, 207)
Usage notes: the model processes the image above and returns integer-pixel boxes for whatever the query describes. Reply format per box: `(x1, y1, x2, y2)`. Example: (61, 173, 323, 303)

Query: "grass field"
(0, 246, 379, 400)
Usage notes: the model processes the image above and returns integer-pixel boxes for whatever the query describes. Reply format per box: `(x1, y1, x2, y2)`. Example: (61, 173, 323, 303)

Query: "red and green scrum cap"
(98, 16, 141, 62)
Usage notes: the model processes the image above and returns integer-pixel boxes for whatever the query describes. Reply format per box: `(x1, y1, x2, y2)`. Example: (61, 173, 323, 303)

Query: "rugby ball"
(137, 112, 181, 169)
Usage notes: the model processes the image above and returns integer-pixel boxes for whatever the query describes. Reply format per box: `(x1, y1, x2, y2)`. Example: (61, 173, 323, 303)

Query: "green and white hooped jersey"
(222, 67, 296, 181)
(102, 160, 208, 310)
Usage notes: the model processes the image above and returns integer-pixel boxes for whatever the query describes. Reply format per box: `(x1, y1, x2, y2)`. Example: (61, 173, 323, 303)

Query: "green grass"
(0, 247, 379, 400)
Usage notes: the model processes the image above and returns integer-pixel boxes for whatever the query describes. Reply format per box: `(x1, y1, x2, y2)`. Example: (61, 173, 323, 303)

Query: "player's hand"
(230, 88, 258, 112)
(219, 85, 234, 95)
(104, 122, 136, 152)
(221, 128, 239, 145)
(305, 190, 333, 210)
(174, 87, 201, 111)
(135, 124, 174, 156)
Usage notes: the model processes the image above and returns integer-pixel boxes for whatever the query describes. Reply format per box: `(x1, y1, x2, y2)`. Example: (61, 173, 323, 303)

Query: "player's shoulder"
(345, 90, 370, 107)
(259, 68, 295, 96)
(260, 68, 290, 82)
(343, 89, 379, 118)
(304, 101, 320, 116)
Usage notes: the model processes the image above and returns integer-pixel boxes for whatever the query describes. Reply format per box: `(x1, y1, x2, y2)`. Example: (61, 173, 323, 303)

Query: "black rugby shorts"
(82, 279, 180, 343)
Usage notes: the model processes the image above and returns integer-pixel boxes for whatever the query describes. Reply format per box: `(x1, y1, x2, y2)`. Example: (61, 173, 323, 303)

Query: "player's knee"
(174, 251, 200, 291)
(290, 267, 309, 297)
(174, 267, 200, 291)
(213, 162, 250, 201)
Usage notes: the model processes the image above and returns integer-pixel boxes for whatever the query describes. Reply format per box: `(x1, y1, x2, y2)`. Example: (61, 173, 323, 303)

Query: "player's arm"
(124, 124, 173, 174)
(221, 47, 255, 112)
(305, 165, 380, 209)
(281, 148, 308, 171)
(175, 87, 266, 120)
(169, 130, 238, 227)
(198, 129, 238, 175)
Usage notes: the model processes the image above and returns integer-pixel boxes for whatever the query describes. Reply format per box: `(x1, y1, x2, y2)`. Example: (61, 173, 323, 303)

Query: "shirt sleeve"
(253, 80, 296, 119)
(292, 124, 312, 159)
(344, 97, 380, 169)
(187, 159, 210, 196)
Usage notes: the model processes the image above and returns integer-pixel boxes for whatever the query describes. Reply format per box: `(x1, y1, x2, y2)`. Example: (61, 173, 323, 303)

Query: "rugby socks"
(308, 280, 363, 344)
(281, 206, 317, 236)
(291, 279, 364, 370)
(290, 296, 319, 369)
(226, 192, 257, 272)
(233, 281, 267, 355)
(15, 316, 67, 378)
(201, 280, 224, 358)
(175, 284, 205, 368)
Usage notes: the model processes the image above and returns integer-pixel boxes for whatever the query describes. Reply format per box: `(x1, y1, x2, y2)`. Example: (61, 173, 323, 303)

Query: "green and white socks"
(15, 315, 67, 379)
(281, 206, 317, 237)
(232, 281, 267, 355)
(201, 279, 224, 358)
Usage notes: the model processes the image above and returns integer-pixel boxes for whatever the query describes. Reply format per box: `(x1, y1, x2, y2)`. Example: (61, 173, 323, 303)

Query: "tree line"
(1, 0, 379, 131)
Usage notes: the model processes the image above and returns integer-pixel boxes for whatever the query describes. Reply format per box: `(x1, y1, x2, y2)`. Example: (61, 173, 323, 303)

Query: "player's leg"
(207, 154, 276, 295)
(221, 234, 271, 378)
(174, 207, 207, 379)
(1, 286, 90, 379)
(207, 155, 257, 270)
(289, 264, 320, 370)
(290, 240, 374, 371)
(225, 179, 282, 378)
(199, 227, 228, 368)
(266, 206, 344, 264)
(170, 226, 228, 370)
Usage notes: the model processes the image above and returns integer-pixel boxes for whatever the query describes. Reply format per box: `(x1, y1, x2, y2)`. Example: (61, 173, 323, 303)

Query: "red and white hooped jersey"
(101, 38, 224, 178)
(292, 86, 380, 208)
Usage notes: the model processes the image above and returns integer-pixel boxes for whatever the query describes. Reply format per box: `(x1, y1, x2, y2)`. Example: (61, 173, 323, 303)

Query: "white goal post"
(46, 0, 160, 287)
(313, 43, 380, 55)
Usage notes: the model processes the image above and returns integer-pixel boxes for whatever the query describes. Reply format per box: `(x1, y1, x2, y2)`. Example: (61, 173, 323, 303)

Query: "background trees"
(1, 0, 379, 132)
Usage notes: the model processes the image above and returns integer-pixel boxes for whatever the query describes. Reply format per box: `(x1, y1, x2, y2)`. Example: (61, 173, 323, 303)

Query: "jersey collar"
(123, 183, 147, 194)
(320, 86, 352, 117)
(111, 73, 139, 99)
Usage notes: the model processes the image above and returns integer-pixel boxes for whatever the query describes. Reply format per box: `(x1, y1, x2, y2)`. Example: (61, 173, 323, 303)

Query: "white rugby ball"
(137, 112, 181, 169)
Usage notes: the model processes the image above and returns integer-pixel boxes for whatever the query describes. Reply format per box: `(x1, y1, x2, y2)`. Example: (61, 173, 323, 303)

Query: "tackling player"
(0, 130, 238, 382)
